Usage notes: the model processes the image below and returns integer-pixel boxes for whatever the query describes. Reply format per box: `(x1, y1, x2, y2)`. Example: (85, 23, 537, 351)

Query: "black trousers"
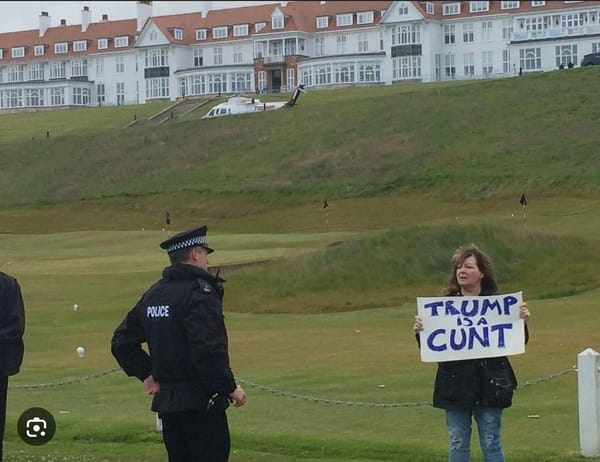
(160, 410, 230, 462)
(0, 376, 8, 462)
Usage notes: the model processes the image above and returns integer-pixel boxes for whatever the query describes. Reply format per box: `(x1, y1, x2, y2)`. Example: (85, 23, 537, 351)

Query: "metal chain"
(9, 366, 577, 408)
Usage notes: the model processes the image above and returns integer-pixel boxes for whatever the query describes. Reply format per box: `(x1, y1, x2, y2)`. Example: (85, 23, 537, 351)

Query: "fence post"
(578, 348, 600, 457)
(156, 413, 163, 432)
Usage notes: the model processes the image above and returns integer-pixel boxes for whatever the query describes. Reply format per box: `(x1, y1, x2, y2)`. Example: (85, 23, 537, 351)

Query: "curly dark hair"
(442, 244, 498, 296)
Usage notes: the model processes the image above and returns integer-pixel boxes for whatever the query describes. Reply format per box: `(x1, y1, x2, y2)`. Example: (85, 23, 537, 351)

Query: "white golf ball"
(76, 346, 85, 357)
(73, 304, 79, 311)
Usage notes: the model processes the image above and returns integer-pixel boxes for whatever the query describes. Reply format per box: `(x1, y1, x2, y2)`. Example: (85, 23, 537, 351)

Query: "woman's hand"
(520, 302, 530, 321)
(413, 315, 423, 334)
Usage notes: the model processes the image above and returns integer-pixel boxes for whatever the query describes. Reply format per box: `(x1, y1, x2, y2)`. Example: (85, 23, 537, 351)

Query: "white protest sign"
(416, 292, 525, 363)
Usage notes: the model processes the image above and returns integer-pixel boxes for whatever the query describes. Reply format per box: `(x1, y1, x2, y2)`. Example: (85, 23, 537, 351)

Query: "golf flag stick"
(519, 193, 527, 229)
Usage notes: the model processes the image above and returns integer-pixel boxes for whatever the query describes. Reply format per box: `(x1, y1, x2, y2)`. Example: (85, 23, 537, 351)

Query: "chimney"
(137, 1, 153, 32)
(280, 1, 288, 6)
(39, 11, 51, 37)
(199, 1, 212, 19)
(102, 14, 109, 22)
(60, 19, 67, 26)
(81, 6, 91, 32)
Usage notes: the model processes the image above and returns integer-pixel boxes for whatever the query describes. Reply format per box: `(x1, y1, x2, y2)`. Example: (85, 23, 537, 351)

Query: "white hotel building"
(1, 1, 599, 110)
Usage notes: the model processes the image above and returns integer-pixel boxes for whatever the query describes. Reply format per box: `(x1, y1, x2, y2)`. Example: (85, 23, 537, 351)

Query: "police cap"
(159, 225, 214, 254)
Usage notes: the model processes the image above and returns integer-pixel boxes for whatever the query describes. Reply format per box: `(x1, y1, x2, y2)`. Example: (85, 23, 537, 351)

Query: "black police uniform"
(111, 227, 237, 462)
(0, 272, 25, 461)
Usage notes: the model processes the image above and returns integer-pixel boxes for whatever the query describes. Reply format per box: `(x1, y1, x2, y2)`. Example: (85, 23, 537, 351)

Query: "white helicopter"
(202, 85, 306, 119)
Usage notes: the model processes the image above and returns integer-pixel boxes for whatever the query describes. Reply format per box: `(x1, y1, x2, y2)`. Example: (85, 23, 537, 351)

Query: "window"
(98, 38, 108, 49)
(0, 49, 3, 59)
(255, 22, 266, 33)
(482, 50, 493, 75)
(8, 65, 24, 82)
(115, 36, 129, 48)
(444, 24, 456, 44)
(74, 40, 87, 52)
(317, 16, 329, 28)
(519, 47, 541, 71)
(555, 44, 577, 68)
(49, 88, 65, 106)
(335, 13, 352, 26)
(213, 27, 227, 39)
(173, 28, 183, 40)
(392, 56, 421, 80)
(97, 83, 105, 103)
(502, 19, 513, 40)
(426, 2, 434, 14)
(357, 11, 373, 24)
(26, 89, 44, 107)
(286, 68, 295, 89)
(358, 32, 368, 52)
(285, 38, 296, 55)
(116, 82, 125, 105)
(481, 21, 493, 41)
(55, 43, 68, 54)
(272, 14, 284, 29)
(196, 29, 207, 40)
(150, 30, 158, 41)
(398, 4, 409, 15)
(501, 1, 520, 9)
(96, 58, 104, 76)
(194, 48, 203, 67)
(393, 24, 421, 45)
(145, 49, 168, 67)
(443, 3, 460, 15)
(315, 36, 324, 56)
(213, 47, 222, 65)
(50, 61, 66, 79)
(234, 24, 248, 36)
(445, 54, 456, 78)
(593, 42, 600, 53)
(34, 45, 44, 56)
(463, 23, 474, 43)
(336, 35, 347, 54)
(531, 1, 545, 5)
(258, 70, 266, 92)
(72, 87, 90, 105)
(71, 59, 88, 77)
(11, 47, 25, 58)
(233, 45, 242, 64)
(29, 63, 44, 80)
(464, 52, 474, 76)
(116, 56, 124, 73)
(358, 63, 380, 82)
(502, 49, 512, 73)
(470, 1, 489, 13)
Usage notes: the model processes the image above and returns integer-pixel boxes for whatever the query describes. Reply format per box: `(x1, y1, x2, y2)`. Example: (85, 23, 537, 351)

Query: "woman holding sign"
(413, 244, 530, 462)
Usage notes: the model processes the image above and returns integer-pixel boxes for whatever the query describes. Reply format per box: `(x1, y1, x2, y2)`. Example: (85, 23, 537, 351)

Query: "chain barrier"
(9, 366, 577, 408)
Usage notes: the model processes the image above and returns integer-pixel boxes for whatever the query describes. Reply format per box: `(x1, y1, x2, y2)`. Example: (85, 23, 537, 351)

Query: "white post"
(155, 413, 163, 432)
(578, 348, 600, 457)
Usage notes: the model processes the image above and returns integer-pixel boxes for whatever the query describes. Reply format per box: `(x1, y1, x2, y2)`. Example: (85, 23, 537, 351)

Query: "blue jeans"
(445, 407, 504, 462)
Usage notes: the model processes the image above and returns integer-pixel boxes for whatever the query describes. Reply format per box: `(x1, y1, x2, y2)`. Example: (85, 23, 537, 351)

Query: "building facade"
(1, 1, 599, 110)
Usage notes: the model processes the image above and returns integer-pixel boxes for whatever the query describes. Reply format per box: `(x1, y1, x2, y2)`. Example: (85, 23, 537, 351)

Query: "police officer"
(0, 271, 25, 461)
(111, 226, 246, 462)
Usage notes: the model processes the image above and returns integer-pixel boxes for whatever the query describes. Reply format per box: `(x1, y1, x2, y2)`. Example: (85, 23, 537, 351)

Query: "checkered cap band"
(166, 235, 208, 253)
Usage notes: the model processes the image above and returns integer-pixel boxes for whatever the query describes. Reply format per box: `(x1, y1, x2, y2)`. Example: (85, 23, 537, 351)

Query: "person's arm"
(111, 305, 152, 382)
(520, 302, 530, 344)
(413, 315, 423, 348)
(0, 276, 25, 344)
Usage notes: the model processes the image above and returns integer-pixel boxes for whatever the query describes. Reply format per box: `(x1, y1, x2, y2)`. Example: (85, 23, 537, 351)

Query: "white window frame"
(11, 47, 25, 58)
(196, 29, 207, 40)
(233, 45, 243, 64)
(213, 27, 227, 39)
(98, 38, 109, 49)
(444, 24, 456, 44)
(255, 22, 266, 33)
(115, 36, 129, 48)
(213, 47, 223, 65)
(531, 1, 545, 5)
(469, 1, 489, 13)
(481, 21, 493, 41)
(443, 3, 461, 15)
(0, 49, 3, 60)
(34, 44, 45, 56)
(28, 63, 44, 80)
(194, 48, 203, 67)
(426, 2, 434, 14)
(398, 4, 409, 15)
(482, 50, 493, 75)
(116, 56, 125, 73)
(173, 28, 183, 40)
(55, 42, 68, 54)
(336, 14, 353, 27)
(464, 52, 475, 77)
(357, 11, 374, 24)
(463, 23, 474, 43)
(501, 1, 520, 9)
(234, 24, 248, 37)
(358, 32, 368, 52)
(315, 36, 324, 56)
(73, 40, 87, 52)
(336, 35, 347, 54)
(272, 15, 284, 30)
(317, 16, 329, 28)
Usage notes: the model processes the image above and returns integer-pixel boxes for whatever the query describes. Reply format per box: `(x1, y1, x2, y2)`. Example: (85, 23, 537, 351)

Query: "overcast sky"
(0, 1, 282, 34)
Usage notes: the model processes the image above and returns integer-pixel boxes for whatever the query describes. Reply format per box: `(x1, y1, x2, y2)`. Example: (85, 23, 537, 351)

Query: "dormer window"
(34, 44, 45, 56)
(73, 40, 87, 52)
(54, 42, 68, 54)
(336, 13, 353, 26)
(11, 47, 25, 58)
(115, 36, 129, 48)
(0, 49, 3, 60)
(442, 3, 460, 15)
(196, 29, 207, 40)
(173, 28, 183, 40)
(150, 30, 158, 40)
(316, 16, 329, 28)
(255, 22, 266, 33)
(272, 14, 284, 29)
(357, 11, 374, 24)
(98, 38, 109, 49)
(213, 26, 227, 39)
(470, 1, 489, 12)
(234, 24, 248, 36)
(501, 1, 520, 8)
(426, 2, 434, 14)
(398, 4, 409, 15)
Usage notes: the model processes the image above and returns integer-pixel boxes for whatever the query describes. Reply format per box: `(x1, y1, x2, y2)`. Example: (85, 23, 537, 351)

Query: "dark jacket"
(418, 291, 529, 410)
(111, 263, 237, 413)
(0, 272, 25, 377)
